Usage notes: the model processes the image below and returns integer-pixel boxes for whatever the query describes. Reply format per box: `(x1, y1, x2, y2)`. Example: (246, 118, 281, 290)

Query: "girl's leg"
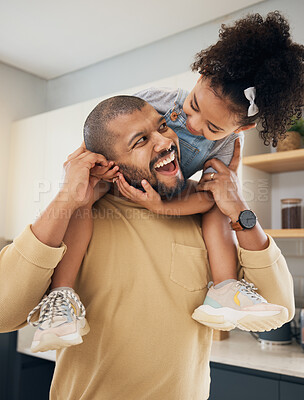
(192, 205, 287, 332)
(201, 204, 238, 285)
(50, 206, 93, 289)
(27, 206, 93, 353)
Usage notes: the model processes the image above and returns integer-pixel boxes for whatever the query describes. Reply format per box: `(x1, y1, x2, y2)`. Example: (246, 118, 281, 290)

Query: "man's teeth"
(154, 152, 175, 169)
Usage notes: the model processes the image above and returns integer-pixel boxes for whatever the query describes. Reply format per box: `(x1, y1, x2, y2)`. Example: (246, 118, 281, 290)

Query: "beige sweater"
(0, 194, 295, 400)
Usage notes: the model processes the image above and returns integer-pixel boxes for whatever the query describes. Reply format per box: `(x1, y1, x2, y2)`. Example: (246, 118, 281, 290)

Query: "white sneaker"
(27, 287, 90, 353)
(192, 279, 288, 332)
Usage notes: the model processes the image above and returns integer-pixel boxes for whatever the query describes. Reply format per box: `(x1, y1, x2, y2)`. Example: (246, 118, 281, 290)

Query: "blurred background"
(0, 0, 304, 399)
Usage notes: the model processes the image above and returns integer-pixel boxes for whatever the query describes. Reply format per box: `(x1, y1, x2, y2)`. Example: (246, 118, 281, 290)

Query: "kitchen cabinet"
(209, 362, 304, 400)
(242, 148, 304, 238)
(209, 363, 279, 400)
(280, 380, 304, 399)
(5, 103, 86, 239)
(0, 332, 54, 400)
(5, 114, 46, 239)
(42, 103, 84, 208)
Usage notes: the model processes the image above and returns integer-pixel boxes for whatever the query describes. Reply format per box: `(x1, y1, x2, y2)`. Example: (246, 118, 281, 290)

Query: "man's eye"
(159, 122, 168, 132)
(190, 100, 199, 112)
(134, 136, 147, 146)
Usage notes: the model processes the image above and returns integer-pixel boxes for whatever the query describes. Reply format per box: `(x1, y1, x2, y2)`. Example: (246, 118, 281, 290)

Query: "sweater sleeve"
(0, 224, 67, 332)
(237, 234, 295, 322)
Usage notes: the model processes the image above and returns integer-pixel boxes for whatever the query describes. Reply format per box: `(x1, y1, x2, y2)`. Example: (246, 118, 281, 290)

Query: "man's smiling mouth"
(153, 150, 179, 176)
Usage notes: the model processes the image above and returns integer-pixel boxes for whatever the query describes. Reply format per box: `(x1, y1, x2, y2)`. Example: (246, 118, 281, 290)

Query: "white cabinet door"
(42, 103, 85, 210)
(5, 114, 46, 240)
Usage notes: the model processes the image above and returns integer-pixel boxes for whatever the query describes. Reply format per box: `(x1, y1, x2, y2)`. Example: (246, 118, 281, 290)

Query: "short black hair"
(192, 11, 304, 146)
(84, 95, 147, 159)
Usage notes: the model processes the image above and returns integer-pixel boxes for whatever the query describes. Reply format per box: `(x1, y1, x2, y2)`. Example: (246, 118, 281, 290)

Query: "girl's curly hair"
(191, 11, 304, 146)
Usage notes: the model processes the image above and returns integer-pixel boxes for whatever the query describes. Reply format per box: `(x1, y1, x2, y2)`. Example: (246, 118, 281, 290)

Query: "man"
(0, 96, 294, 399)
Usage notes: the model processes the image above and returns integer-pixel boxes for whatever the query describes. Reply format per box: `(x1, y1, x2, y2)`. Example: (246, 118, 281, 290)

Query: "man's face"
(108, 104, 185, 198)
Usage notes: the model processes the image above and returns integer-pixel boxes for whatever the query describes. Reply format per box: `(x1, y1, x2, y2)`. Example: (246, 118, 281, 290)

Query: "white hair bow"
(244, 87, 259, 117)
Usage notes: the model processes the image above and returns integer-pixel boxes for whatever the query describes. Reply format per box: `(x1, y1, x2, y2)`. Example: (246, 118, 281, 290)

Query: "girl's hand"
(115, 173, 163, 212)
(90, 161, 120, 183)
(88, 160, 120, 207)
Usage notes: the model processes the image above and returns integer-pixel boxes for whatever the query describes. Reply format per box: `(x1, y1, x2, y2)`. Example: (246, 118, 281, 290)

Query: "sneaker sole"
(31, 319, 90, 353)
(191, 305, 289, 332)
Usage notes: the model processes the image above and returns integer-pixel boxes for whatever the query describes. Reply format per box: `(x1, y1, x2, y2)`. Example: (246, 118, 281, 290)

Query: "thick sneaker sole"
(30, 319, 90, 353)
(192, 305, 289, 332)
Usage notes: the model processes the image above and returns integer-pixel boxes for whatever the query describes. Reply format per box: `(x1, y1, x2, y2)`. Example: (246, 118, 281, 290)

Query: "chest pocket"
(170, 243, 210, 292)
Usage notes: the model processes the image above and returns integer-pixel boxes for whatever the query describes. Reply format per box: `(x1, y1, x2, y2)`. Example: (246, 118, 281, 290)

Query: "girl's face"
(183, 76, 254, 141)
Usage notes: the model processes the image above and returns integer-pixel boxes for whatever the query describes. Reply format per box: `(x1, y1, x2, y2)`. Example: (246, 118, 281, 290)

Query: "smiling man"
(84, 95, 185, 197)
(0, 95, 294, 400)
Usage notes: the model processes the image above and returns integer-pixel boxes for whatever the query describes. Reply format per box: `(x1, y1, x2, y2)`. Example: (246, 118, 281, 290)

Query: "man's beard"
(118, 147, 185, 200)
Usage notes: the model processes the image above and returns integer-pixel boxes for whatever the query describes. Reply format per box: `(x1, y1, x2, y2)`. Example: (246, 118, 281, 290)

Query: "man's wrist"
(227, 201, 249, 222)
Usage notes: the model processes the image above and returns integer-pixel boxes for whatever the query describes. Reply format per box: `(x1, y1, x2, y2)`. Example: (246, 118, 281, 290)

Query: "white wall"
(46, 0, 304, 111)
(0, 62, 47, 238)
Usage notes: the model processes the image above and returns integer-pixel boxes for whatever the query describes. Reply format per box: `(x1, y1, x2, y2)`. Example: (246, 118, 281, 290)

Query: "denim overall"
(164, 89, 215, 179)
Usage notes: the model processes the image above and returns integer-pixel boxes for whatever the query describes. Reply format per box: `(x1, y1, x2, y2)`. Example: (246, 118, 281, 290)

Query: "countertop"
(18, 326, 304, 378)
(210, 329, 304, 378)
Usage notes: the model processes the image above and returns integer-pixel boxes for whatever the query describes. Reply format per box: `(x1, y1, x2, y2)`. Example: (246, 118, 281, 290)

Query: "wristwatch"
(230, 210, 257, 231)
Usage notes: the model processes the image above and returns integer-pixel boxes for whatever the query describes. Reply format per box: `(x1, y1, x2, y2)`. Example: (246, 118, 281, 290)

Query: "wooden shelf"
(242, 149, 304, 173)
(264, 229, 304, 238)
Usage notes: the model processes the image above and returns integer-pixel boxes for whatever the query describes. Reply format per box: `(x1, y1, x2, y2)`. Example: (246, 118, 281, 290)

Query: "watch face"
(239, 210, 257, 229)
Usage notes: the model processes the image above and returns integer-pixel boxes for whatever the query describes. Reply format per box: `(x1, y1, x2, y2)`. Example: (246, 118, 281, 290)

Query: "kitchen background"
(0, 0, 304, 399)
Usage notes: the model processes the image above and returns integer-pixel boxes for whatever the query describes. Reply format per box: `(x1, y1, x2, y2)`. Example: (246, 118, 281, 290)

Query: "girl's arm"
(116, 173, 215, 216)
(50, 161, 120, 290)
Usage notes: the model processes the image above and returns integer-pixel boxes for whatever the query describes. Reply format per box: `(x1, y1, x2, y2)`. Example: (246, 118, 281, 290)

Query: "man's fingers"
(228, 138, 241, 172)
(201, 172, 218, 182)
(76, 152, 109, 166)
(203, 158, 227, 174)
(196, 181, 215, 193)
(66, 146, 86, 161)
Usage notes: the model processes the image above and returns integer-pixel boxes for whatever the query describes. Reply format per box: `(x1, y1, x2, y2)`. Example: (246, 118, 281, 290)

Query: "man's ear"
(235, 123, 256, 133)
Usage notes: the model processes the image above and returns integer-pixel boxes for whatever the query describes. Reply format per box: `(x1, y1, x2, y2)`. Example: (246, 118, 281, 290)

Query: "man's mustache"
(149, 145, 178, 171)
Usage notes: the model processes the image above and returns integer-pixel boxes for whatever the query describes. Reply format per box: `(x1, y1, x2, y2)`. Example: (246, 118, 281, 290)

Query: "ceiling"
(0, 0, 263, 80)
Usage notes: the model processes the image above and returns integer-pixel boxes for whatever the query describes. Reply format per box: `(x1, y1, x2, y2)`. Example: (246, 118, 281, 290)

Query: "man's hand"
(196, 139, 247, 221)
(115, 173, 162, 211)
(59, 142, 119, 210)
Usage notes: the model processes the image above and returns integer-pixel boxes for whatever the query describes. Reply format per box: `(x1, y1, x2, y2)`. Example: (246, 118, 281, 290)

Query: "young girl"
(27, 11, 304, 352)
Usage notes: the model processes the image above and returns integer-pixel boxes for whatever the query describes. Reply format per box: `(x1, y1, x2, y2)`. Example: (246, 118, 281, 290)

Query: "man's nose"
(152, 133, 173, 153)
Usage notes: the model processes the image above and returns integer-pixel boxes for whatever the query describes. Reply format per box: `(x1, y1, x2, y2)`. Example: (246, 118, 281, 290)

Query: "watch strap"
(230, 220, 244, 231)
